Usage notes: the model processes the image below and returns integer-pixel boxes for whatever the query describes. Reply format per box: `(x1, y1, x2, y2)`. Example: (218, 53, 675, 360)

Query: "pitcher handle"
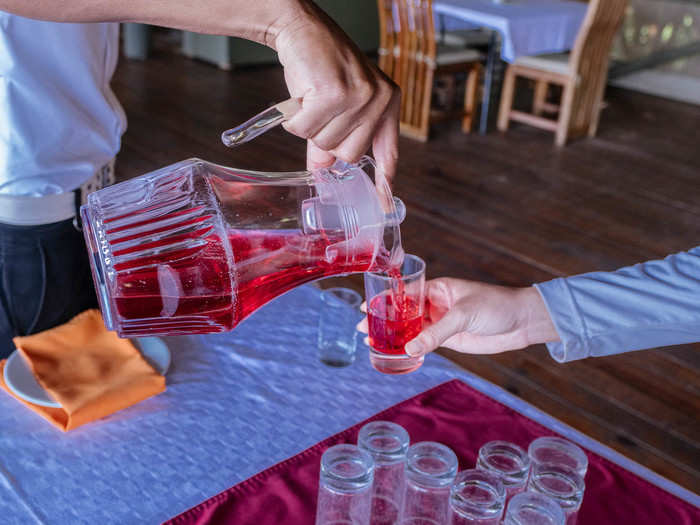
(221, 98, 302, 147)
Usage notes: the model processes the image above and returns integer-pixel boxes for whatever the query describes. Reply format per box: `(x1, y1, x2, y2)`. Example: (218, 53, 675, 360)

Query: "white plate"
(133, 337, 172, 377)
(3, 337, 171, 409)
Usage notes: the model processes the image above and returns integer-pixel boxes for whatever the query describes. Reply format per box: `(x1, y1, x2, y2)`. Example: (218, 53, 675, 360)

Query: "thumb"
(405, 308, 467, 357)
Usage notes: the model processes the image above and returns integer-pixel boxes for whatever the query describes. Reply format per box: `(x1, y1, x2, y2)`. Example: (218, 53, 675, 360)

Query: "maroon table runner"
(165, 379, 699, 524)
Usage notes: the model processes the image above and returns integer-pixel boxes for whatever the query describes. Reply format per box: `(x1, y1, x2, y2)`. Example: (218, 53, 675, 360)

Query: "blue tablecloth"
(1, 286, 696, 524)
(433, 0, 588, 62)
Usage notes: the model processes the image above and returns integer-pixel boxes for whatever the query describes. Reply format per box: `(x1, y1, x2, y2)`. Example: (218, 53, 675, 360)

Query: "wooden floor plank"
(487, 349, 700, 471)
(590, 353, 700, 420)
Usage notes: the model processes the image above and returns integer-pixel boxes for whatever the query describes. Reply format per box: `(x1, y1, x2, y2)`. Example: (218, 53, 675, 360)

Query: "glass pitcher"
(80, 156, 404, 338)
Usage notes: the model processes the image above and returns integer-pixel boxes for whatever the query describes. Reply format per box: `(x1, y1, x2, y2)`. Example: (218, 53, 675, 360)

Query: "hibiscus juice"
(109, 228, 376, 337)
(367, 292, 424, 374)
(364, 254, 426, 374)
(367, 293, 423, 353)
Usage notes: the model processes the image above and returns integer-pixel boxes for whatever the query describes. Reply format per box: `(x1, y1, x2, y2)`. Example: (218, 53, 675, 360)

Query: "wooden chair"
(377, 0, 483, 142)
(377, 0, 398, 79)
(497, 0, 627, 146)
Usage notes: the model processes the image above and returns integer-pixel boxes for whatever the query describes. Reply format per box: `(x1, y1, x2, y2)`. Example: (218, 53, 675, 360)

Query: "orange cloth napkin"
(0, 309, 166, 431)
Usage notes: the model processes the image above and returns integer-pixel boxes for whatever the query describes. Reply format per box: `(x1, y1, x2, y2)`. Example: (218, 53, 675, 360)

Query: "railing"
(609, 0, 700, 79)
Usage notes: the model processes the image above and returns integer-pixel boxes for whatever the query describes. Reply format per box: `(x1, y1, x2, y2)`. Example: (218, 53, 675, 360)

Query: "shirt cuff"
(533, 279, 590, 363)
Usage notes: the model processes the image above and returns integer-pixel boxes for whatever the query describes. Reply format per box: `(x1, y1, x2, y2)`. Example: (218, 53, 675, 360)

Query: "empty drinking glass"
(447, 469, 506, 525)
(528, 437, 588, 478)
(358, 421, 410, 525)
(318, 287, 363, 367)
(316, 444, 375, 525)
(364, 254, 426, 375)
(527, 463, 585, 525)
(476, 441, 531, 501)
(400, 441, 458, 524)
(503, 491, 566, 525)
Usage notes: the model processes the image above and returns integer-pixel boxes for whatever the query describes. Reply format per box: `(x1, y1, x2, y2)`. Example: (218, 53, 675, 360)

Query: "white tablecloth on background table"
(1, 286, 696, 524)
(433, 0, 588, 61)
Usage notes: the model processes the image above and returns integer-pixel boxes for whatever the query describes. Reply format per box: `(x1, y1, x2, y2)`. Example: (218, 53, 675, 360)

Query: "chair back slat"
(378, 0, 479, 140)
(396, 0, 414, 120)
(568, 0, 628, 134)
(376, 0, 396, 77)
(394, 0, 438, 127)
(414, 0, 437, 128)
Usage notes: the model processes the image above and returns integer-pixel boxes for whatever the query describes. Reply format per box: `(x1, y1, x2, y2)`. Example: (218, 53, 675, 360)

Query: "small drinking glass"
(364, 254, 426, 375)
(315, 444, 375, 525)
(447, 469, 506, 525)
(358, 421, 410, 525)
(400, 441, 459, 524)
(476, 441, 531, 501)
(528, 437, 588, 478)
(318, 287, 363, 367)
(527, 463, 585, 525)
(503, 491, 566, 525)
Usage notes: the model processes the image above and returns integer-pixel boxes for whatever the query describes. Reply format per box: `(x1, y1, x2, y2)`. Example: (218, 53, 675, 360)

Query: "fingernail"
(405, 341, 423, 357)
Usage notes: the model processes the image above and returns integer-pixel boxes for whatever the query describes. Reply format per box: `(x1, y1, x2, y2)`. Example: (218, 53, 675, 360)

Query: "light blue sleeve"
(533, 246, 700, 362)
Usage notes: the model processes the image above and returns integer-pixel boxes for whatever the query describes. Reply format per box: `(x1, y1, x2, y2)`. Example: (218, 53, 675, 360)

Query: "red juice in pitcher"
(111, 228, 377, 337)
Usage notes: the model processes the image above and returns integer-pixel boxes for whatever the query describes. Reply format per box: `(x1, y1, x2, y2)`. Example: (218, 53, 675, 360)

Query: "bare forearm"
(2, 0, 401, 179)
(516, 286, 559, 346)
(0, 0, 314, 47)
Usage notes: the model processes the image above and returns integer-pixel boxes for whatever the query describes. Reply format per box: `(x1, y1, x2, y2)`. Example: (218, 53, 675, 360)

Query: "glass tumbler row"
(316, 431, 587, 524)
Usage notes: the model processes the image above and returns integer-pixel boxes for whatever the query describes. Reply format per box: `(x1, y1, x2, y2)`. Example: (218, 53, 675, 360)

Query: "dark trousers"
(0, 219, 97, 359)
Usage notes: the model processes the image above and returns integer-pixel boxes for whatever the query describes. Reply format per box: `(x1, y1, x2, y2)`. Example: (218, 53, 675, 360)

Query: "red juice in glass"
(364, 254, 426, 374)
(367, 293, 423, 354)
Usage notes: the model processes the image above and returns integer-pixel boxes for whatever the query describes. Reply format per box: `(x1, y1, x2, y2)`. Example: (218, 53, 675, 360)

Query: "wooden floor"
(111, 44, 700, 493)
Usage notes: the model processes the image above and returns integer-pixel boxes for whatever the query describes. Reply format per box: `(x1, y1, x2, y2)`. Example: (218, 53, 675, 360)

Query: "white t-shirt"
(0, 13, 126, 196)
